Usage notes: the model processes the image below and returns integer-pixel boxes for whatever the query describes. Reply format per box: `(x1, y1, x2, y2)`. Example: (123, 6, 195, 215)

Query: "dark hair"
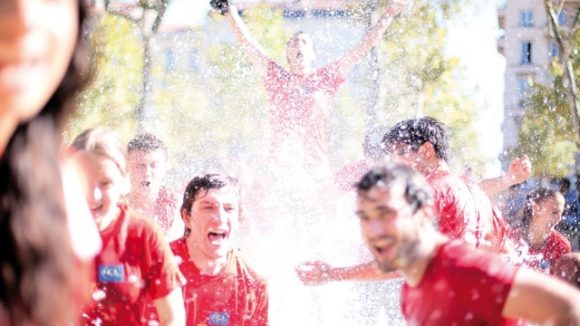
(180, 174, 241, 236)
(381, 116, 449, 161)
(0, 2, 92, 325)
(127, 132, 167, 154)
(356, 163, 433, 214)
(521, 187, 562, 231)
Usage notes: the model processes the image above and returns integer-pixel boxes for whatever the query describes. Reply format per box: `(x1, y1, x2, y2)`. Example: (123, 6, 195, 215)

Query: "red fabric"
(401, 240, 519, 326)
(171, 238, 269, 326)
(427, 170, 509, 253)
(529, 230, 571, 274)
(263, 61, 345, 165)
(82, 206, 183, 325)
(153, 186, 179, 234)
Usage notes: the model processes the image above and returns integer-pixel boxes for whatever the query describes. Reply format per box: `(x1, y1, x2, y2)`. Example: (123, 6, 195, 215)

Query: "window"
(520, 11, 534, 27)
(517, 77, 533, 106)
(283, 9, 306, 18)
(164, 48, 175, 72)
(520, 41, 532, 65)
(550, 41, 560, 58)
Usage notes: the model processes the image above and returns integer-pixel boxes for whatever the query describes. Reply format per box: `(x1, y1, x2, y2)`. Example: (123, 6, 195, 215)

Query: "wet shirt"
(401, 240, 519, 326)
(529, 230, 571, 274)
(153, 186, 179, 234)
(427, 170, 509, 253)
(263, 60, 346, 167)
(83, 206, 183, 325)
(171, 238, 269, 326)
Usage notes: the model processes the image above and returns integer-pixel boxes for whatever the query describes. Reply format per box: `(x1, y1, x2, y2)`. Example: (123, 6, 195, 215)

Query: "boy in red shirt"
(172, 173, 268, 325)
(357, 163, 580, 325)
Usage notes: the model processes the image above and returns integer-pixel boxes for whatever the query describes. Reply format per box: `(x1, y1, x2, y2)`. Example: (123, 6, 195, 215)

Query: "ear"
(418, 142, 435, 159)
(415, 205, 434, 226)
(181, 209, 191, 226)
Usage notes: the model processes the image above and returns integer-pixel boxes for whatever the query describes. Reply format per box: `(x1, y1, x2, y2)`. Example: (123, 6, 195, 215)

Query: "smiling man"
(356, 163, 580, 326)
(170, 173, 268, 326)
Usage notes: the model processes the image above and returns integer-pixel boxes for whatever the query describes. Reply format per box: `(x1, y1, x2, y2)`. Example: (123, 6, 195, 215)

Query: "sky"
(165, 0, 507, 175)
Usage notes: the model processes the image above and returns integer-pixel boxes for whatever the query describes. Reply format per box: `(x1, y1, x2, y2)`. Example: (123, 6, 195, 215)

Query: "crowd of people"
(1, 0, 579, 325)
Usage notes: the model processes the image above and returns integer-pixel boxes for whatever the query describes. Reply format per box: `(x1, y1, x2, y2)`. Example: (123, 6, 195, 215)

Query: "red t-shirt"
(263, 60, 346, 166)
(82, 206, 183, 325)
(529, 230, 571, 274)
(401, 240, 519, 326)
(427, 170, 509, 253)
(171, 238, 269, 326)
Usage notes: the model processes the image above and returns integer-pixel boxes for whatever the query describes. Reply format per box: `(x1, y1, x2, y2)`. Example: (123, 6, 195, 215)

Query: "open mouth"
(207, 230, 227, 244)
(140, 181, 151, 188)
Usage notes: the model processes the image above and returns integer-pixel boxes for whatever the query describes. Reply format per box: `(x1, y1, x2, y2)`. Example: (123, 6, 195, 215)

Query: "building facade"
(498, 0, 579, 157)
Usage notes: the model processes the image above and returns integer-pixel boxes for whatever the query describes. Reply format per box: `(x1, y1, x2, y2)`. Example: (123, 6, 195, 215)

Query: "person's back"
(428, 169, 509, 253)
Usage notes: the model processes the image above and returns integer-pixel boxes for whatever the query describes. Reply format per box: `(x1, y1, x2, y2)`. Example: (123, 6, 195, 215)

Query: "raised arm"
(336, 0, 407, 73)
(296, 260, 400, 285)
(479, 155, 532, 197)
(220, 4, 272, 74)
(502, 267, 580, 325)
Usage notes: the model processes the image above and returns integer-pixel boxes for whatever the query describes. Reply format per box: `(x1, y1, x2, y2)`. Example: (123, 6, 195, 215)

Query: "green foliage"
(67, 13, 143, 143)
(377, 0, 480, 171)
(514, 6, 579, 177)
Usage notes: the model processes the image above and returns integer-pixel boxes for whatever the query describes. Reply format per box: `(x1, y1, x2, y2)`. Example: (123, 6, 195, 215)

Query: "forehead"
(128, 149, 165, 163)
(357, 183, 407, 209)
(194, 186, 239, 205)
(76, 151, 123, 178)
(288, 33, 312, 45)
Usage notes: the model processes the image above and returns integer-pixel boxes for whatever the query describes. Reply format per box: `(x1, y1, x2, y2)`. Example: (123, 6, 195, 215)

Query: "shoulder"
(169, 237, 187, 256)
(439, 241, 517, 277)
(549, 231, 572, 250)
(124, 208, 166, 240)
(232, 249, 268, 287)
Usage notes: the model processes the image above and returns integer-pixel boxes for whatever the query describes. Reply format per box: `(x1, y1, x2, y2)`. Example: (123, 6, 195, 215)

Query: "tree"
(514, 1, 579, 177)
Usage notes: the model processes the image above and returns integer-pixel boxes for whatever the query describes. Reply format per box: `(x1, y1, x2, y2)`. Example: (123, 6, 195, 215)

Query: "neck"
(289, 64, 311, 75)
(128, 191, 156, 212)
(528, 221, 551, 245)
(399, 229, 447, 286)
(186, 236, 229, 276)
(423, 159, 450, 177)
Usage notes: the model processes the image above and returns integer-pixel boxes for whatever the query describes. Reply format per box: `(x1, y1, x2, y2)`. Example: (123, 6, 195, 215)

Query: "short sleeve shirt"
(427, 170, 509, 253)
(529, 230, 571, 274)
(401, 240, 519, 326)
(82, 206, 183, 325)
(263, 60, 346, 166)
(153, 186, 179, 234)
(171, 238, 269, 326)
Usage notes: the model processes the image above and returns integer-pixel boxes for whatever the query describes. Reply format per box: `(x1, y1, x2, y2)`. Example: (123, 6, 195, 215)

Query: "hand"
(506, 155, 532, 185)
(386, 0, 408, 17)
(295, 261, 334, 286)
(210, 0, 230, 15)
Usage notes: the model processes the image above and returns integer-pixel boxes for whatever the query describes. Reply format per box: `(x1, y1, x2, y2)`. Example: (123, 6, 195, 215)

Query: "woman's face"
(76, 151, 128, 231)
(532, 193, 565, 230)
(0, 0, 78, 122)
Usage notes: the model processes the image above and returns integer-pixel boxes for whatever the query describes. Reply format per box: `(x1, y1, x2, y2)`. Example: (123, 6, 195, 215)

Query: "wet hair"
(180, 173, 241, 236)
(356, 163, 433, 214)
(521, 187, 562, 231)
(381, 116, 450, 161)
(127, 132, 167, 155)
(0, 1, 93, 325)
(72, 128, 128, 177)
